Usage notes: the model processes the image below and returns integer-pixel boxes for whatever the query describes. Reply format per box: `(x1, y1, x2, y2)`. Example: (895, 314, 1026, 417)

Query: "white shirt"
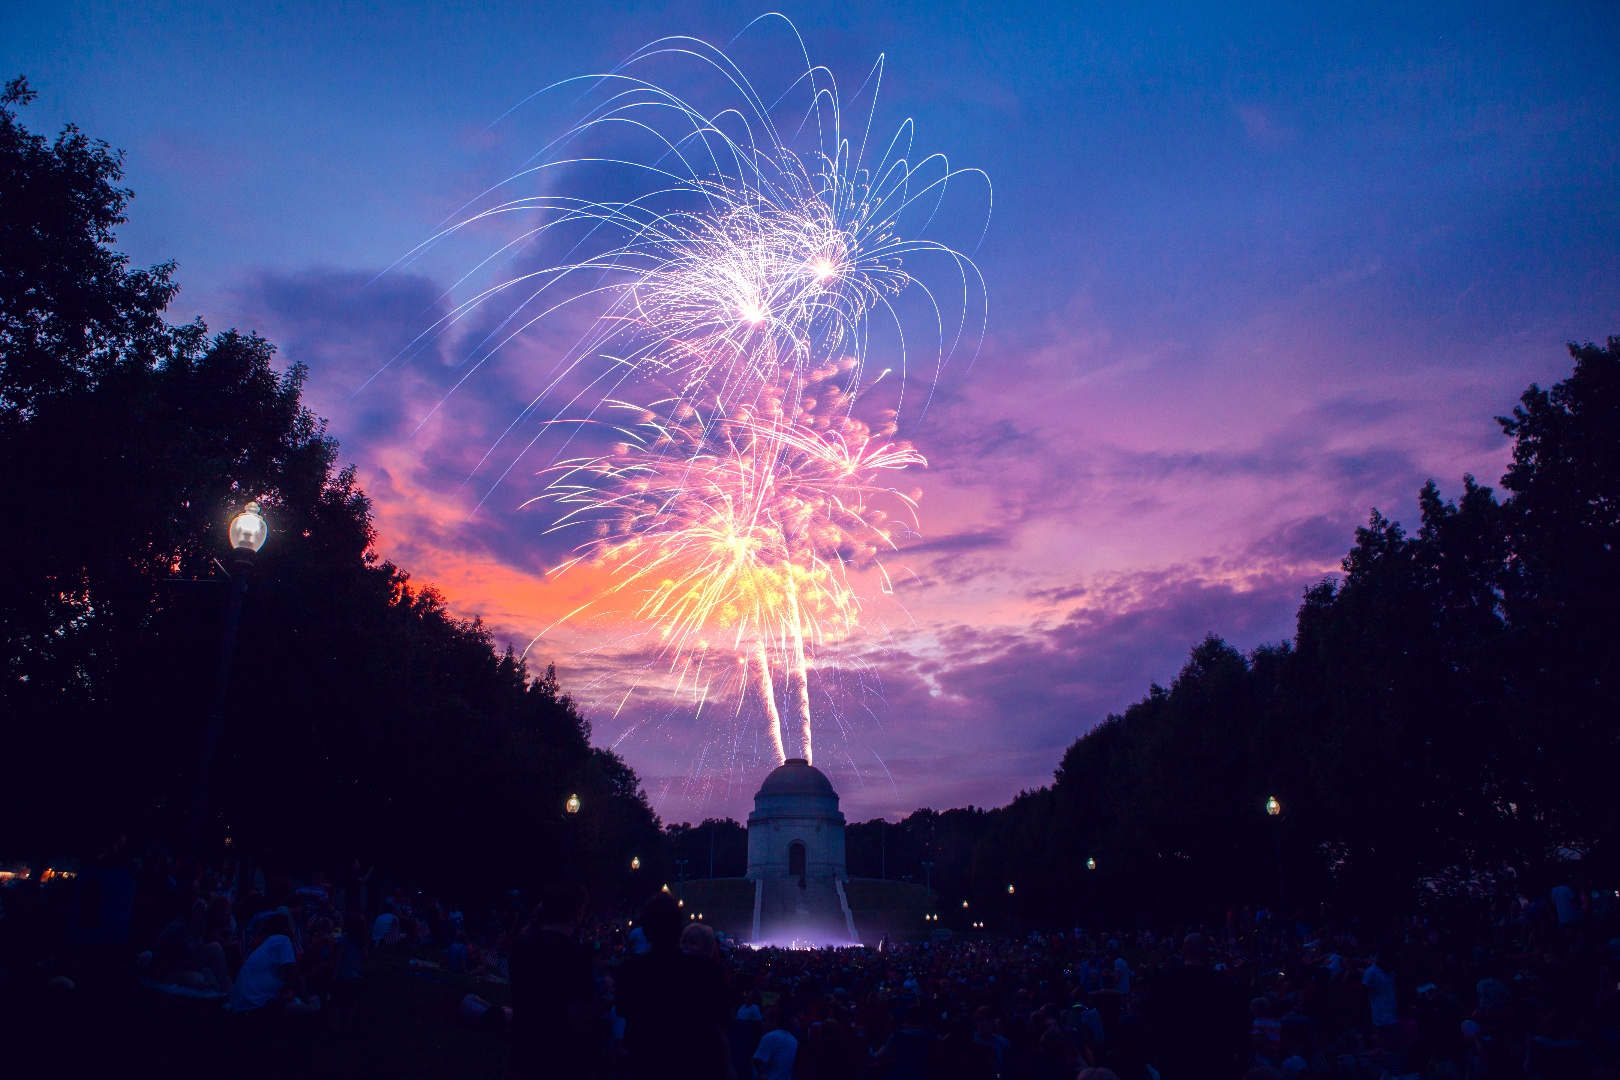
(1362, 963, 1397, 1027)
(230, 934, 295, 1011)
(752, 1028, 798, 1080)
(1552, 885, 1579, 924)
(369, 912, 397, 944)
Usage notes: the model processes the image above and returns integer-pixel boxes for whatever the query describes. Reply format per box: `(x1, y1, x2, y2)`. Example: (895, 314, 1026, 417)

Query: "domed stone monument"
(746, 757, 859, 945)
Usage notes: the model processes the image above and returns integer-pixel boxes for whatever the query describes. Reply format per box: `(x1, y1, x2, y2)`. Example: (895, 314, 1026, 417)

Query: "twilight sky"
(8, 1, 1619, 822)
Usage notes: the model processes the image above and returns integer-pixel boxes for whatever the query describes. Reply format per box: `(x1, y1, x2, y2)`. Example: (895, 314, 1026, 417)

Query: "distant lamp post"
(1265, 795, 1289, 932)
(631, 855, 641, 871)
(962, 900, 969, 909)
(190, 501, 269, 853)
(1007, 884, 1015, 894)
(1086, 857, 1097, 871)
(564, 793, 581, 878)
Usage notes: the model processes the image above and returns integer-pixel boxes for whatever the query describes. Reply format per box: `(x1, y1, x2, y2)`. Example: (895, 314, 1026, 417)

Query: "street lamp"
(1265, 795, 1288, 933)
(1007, 884, 1015, 894)
(228, 502, 269, 558)
(631, 855, 641, 871)
(190, 501, 269, 852)
(563, 793, 581, 878)
(1086, 857, 1097, 871)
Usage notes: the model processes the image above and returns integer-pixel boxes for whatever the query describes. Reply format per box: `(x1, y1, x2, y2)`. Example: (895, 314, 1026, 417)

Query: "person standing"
(1142, 933, 1247, 1080)
(751, 1006, 798, 1080)
(1361, 947, 1402, 1060)
(509, 883, 595, 1079)
(615, 891, 730, 1080)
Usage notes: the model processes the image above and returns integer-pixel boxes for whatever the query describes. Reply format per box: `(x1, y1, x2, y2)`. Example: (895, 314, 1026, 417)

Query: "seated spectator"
(151, 899, 233, 994)
(1524, 1011, 1594, 1079)
(229, 912, 306, 1014)
(369, 909, 400, 946)
(1251, 997, 1282, 1065)
(302, 916, 337, 1000)
(447, 928, 471, 973)
(331, 912, 367, 1035)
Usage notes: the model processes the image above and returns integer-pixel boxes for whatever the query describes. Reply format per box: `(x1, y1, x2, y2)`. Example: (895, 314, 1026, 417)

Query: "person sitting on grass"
(151, 899, 234, 994)
(229, 912, 307, 1014)
(330, 912, 368, 1036)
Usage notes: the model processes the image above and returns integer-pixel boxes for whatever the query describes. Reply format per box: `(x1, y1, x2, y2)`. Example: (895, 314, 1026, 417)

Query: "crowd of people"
(497, 882, 1620, 1080)
(6, 844, 1620, 1079)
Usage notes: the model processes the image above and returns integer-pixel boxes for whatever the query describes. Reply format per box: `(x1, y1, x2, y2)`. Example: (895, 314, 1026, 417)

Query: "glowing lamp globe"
(631, 855, 641, 871)
(229, 502, 268, 553)
(566, 793, 582, 815)
(1007, 884, 1015, 894)
(1266, 796, 1282, 817)
(1086, 857, 1097, 871)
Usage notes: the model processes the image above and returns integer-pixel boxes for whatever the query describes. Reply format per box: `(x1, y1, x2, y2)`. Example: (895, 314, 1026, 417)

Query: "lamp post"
(922, 859, 935, 897)
(675, 858, 690, 902)
(1265, 795, 1289, 933)
(565, 793, 581, 879)
(190, 502, 268, 853)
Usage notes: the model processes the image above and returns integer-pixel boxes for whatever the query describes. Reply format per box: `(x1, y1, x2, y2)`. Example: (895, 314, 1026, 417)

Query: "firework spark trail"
(527, 362, 924, 762)
(408, 17, 987, 776)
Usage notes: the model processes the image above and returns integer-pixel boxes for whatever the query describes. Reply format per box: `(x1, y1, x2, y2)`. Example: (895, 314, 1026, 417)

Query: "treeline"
(847, 334, 1620, 928)
(0, 79, 666, 905)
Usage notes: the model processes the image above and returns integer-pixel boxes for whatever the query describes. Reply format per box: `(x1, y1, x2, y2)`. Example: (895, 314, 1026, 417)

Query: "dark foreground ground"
(10, 944, 510, 1079)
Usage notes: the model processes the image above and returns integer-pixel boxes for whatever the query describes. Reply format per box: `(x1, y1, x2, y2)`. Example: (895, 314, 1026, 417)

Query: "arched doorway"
(787, 840, 806, 877)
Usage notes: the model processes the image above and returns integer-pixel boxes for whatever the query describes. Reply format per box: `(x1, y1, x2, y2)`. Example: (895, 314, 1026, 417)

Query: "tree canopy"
(850, 338, 1620, 929)
(0, 78, 665, 904)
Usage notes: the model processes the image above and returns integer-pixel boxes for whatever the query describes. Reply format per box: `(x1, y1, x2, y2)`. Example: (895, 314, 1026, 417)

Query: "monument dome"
(746, 758, 858, 944)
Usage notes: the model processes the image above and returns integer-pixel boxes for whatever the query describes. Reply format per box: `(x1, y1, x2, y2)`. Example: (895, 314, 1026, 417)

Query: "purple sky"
(8, 2, 1619, 822)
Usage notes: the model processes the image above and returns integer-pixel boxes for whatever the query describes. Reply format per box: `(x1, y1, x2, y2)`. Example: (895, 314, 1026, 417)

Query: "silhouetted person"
(1143, 933, 1247, 1080)
(509, 883, 594, 1079)
(615, 891, 729, 1079)
(878, 1004, 936, 1080)
(931, 1012, 998, 1080)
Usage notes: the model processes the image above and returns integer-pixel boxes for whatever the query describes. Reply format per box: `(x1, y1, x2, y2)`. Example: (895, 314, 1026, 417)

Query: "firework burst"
(400, 16, 988, 775)
(531, 363, 924, 763)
